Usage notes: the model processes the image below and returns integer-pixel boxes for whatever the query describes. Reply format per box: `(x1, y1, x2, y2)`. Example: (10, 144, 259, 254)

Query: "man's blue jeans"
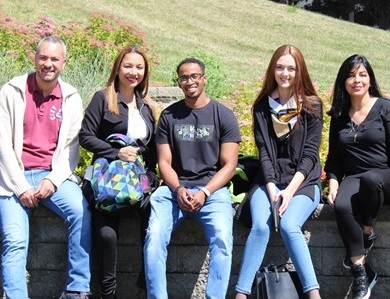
(235, 185, 320, 295)
(0, 170, 92, 298)
(144, 185, 233, 299)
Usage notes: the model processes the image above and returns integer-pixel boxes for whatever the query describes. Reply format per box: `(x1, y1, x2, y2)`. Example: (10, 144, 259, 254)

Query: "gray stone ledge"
(148, 86, 183, 103)
(1, 204, 389, 299)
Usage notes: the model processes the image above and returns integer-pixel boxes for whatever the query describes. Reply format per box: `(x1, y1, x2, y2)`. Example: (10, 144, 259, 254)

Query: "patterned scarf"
(269, 95, 301, 139)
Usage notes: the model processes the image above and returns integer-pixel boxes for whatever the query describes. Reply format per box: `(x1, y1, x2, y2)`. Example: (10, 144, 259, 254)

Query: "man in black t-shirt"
(144, 58, 241, 299)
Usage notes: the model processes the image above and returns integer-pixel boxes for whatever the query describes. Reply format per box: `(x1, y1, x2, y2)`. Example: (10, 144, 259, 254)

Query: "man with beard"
(0, 36, 92, 299)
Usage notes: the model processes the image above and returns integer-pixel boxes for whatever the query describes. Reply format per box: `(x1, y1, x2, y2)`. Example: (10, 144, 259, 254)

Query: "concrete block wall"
(1, 204, 389, 299)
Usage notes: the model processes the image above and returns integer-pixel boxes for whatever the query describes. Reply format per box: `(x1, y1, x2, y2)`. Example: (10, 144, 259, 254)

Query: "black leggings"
(334, 168, 390, 257)
(93, 204, 150, 296)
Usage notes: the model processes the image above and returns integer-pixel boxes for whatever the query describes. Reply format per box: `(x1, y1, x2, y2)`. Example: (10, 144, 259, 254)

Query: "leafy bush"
(0, 12, 157, 96)
(229, 77, 264, 156)
(74, 148, 94, 177)
(61, 49, 113, 107)
(0, 52, 32, 85)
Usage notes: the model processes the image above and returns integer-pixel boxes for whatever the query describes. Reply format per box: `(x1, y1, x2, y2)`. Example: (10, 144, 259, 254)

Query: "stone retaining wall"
(1, 204, 389, 299)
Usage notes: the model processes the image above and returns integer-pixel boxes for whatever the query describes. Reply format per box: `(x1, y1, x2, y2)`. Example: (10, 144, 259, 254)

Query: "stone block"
(116, 245, 143, 272)
(27, 243, 67, 270)
(30, 215, 67, 243)
(174, 246, 209, 273)
(26, 270, 66, 298)
(148, 87, 183, 104)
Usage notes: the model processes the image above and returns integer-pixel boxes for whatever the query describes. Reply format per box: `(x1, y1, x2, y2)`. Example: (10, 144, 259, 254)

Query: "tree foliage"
(271, 0, 390, 30)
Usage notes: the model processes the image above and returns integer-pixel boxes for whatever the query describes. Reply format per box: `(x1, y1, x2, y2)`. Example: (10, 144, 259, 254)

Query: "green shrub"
(74, 148, 94, 177)
(61, 49, 112, 107)
(229, 77, 264, 156)
(0, 12, 157, 99)
(0, 52, 32, 86)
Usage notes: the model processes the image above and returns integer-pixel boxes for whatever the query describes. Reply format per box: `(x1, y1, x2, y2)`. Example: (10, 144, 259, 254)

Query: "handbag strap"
(261, 262, 295, 283)
(276, 262, 295, 271)
(270, 265, 280, 283)
(106, 133, 135, 146)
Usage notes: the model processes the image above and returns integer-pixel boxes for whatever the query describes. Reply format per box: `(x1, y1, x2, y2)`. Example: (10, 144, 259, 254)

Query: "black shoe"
(343, 231, 376, 270)
(60, 291, 92, 299)
(364, 263, 378, 291)
(351, 264, 370, 299)
(363, 230, 376, 255)
(343, 256, 353, 270)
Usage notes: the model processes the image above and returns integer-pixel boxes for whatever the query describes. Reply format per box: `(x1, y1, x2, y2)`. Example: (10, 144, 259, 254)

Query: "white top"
(126, 106, 148, 140)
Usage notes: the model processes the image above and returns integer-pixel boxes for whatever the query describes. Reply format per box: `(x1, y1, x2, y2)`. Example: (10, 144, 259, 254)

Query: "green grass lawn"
(1, 0, 389, 94)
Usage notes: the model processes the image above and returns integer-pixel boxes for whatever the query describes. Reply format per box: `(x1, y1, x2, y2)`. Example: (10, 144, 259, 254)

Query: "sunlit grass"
(2, 0, 389, 94)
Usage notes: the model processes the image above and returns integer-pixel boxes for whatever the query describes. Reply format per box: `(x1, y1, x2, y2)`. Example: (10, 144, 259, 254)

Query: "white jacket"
(0, 73, 83, 197)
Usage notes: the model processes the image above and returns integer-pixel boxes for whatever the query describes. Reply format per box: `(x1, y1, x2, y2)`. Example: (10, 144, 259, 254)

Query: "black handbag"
(232, 155, 262, 228)
(256, 264, 303, 299)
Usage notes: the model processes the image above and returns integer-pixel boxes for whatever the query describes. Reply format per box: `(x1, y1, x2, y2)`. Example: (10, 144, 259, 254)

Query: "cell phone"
(272, 197, 281, 233)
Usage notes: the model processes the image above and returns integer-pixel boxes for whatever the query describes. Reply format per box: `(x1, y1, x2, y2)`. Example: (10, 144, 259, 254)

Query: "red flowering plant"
(0, 12, 157, 89)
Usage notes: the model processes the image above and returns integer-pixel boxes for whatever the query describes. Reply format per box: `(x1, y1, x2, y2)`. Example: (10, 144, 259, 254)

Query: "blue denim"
(236, 185, 320, 295)
(0, 170, 91, 299)
(144, 185, 233, 299)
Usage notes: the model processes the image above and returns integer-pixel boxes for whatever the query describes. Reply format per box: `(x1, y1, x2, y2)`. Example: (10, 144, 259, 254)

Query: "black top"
(79, 90, 157, 172)
(156, 99, 241, 186)
(253, 97, 323, 200)
(325, 97, 390, 182)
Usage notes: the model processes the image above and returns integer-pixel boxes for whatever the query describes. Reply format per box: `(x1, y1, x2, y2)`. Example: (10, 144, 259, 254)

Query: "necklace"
(350, 120, 359, 132)
(350, 120, 359, 142)
(127, 100, 137, 110)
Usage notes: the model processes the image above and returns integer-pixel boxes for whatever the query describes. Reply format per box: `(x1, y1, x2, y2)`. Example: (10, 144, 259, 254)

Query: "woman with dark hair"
(79, 45, 157, 299)
(325, 54, 390, 299)
(235, 45, 323, 299)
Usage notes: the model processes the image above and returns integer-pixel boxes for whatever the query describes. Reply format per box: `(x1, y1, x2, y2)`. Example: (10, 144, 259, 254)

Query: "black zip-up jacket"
(79, 89, 157, 172)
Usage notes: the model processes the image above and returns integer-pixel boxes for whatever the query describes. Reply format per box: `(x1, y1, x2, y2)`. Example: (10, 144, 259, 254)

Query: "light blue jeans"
(144, 185, 233, 299)
(235, 185, 320, 295)
(0, 170, 92, 299)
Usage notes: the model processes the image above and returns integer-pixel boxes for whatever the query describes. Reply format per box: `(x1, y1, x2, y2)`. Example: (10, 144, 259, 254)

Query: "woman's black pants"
(334, 168, 390, 257)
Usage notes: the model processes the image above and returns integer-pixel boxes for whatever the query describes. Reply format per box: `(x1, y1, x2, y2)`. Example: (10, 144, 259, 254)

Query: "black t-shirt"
(156, 99, 241, 186)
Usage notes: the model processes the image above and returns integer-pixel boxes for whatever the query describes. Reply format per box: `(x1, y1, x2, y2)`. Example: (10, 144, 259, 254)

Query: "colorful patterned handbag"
(90, 133, 151, 214)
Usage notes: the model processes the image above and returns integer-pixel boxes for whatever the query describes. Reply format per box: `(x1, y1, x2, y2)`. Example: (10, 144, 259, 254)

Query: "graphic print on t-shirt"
(49, 104, 62, 121)
(175, 124, 213, 141)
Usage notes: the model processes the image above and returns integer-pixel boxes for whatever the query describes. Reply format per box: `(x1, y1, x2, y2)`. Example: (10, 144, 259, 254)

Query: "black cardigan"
(253, 97, 323, 199)
(79, 90, 157, 172)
